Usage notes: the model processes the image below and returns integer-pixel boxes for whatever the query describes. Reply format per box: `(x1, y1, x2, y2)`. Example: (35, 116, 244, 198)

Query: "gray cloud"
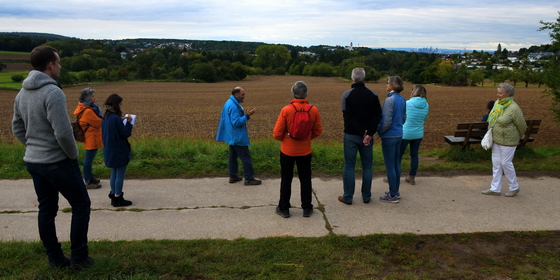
(1, 0, 558, 50)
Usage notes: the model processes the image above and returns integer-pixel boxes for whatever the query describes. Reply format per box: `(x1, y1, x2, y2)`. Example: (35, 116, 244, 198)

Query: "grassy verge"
(0, 71, 27, 91)
(1, 232, 559, 279)
(2, 138, 559, 179)
(2, 138, 560, 279)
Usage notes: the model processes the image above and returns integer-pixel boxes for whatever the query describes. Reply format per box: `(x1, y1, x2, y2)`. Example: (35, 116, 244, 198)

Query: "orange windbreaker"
(73, 103, 103, 150)
(273, 99, 322, 157)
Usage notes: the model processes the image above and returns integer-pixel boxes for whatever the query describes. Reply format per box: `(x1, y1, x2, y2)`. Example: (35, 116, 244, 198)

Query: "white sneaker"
(481, 189, 501, 196)
(505, 189, 520, 197)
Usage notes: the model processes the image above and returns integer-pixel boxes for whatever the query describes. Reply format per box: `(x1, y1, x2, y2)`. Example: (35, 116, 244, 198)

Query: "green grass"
(0, 51, 28, 55)
(2, 138, 559, 179)
(1, 232, 559, 279)
(2, 138, 560, 279)
(0, 71, 27, 90)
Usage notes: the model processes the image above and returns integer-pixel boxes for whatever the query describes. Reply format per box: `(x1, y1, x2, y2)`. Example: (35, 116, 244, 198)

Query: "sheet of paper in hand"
(123, 114, 137, 125)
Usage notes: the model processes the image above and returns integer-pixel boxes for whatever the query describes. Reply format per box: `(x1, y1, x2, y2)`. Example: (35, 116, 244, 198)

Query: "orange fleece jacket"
(273, 99, 322, 157)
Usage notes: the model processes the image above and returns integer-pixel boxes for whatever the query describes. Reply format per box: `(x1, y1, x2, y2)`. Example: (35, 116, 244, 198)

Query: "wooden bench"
(444, 119, 541, 149)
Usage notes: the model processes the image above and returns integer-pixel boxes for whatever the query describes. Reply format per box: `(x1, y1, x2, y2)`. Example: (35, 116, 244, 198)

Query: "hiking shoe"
(111, 193, 132, 207)
(363, 198, 371, 204)
(49, 256, 71, 269)
(276, 206, 291, 218)
(481, 189, 501, 196)
(90, 176, 101, 185)
(70, 257, 95, 270)
(303, 208, 313, 217)
(338, 196, 352, 205)
(379, 194, 400, 204)
(384, 191, 401, 199)
(86, 182, 101, 189)
(244, 179, 262, 186)
(405, 176, 416, 185)
(229, 176, 243, 183)
(505, 189, 520, 197)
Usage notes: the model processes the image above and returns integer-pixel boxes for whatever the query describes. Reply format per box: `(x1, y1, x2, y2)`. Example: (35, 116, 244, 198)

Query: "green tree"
(134, 53, 153, 80)
(437, 60, 455, 85)
(539, 11, 560, 122)
(469, 68, 485, 86)
(189, 63, 217, 82)
(509, 68, 524, 87)
(11, 74, 24, 82)
(253, 45, 290, 70)
(404, 61, 429, 84)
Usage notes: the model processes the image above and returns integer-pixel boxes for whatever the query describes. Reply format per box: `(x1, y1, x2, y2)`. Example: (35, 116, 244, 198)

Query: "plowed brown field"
(1, 75, 558, 149)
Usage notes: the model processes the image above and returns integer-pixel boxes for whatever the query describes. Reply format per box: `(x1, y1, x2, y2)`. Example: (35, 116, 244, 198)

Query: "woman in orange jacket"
(73, 88, 103, 189)
(273, 81, 322, 218)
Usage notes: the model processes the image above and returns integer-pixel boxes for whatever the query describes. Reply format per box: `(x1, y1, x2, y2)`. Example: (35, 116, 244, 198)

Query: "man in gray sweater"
(12, 46, 94, 270)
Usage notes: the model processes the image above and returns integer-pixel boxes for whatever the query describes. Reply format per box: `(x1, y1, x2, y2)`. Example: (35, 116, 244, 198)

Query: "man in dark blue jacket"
(338, 68, 382, 205)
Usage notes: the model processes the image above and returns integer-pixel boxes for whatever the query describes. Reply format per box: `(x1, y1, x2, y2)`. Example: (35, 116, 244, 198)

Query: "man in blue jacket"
(216, 87, 262, 185)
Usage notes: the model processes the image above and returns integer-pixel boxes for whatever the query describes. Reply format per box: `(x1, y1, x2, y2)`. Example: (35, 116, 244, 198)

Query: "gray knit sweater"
(12, 70, 78, 163)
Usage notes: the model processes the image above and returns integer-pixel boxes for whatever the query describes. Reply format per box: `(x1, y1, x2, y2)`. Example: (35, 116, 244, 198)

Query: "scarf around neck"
(487, 96, 513, 125)
(83, 101, 103, 117)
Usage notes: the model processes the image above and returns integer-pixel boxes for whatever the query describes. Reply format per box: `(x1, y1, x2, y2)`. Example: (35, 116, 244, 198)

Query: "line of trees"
(0, 31, 557, 88)
(539, 12, 560, 123)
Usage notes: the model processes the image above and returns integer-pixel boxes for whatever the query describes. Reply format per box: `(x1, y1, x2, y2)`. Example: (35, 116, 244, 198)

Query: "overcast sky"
(1, 0, 559, 51)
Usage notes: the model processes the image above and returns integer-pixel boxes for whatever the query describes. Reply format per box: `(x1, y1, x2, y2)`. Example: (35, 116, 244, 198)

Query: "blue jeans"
(83, 149, 98, 183)
(25, 158, 91, 266)
(228, 145, 255, 180)
(109, 166, 127, 195)
(342, 133, 373, 202)
(278, 152, 313, 211)
(382, 137, 402, 196)
(400, 138, 422, 176)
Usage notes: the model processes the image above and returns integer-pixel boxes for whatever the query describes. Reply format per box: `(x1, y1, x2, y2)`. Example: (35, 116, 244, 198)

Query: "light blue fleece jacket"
(403, 96, 429, 140)
(377, 91, 406, 138)
(12, 70, 78, 163)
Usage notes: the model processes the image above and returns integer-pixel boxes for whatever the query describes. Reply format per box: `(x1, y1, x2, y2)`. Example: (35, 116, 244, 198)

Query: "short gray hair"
(351, 68, 365, 83)
(79, 88, 95, 102)
(498, 83, 515, 96)
(291, 81, 308, 99)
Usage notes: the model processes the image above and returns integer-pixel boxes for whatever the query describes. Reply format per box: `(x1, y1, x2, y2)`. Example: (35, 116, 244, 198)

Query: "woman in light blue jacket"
(399, 85, 429, 185)
(378, 76, 406, 203)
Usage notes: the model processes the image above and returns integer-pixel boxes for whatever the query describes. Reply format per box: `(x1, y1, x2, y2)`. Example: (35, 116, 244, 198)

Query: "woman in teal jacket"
(399, 85, 429, 185)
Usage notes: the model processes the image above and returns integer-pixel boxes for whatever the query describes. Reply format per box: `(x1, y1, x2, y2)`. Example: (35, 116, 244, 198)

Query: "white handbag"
(481, 128, 493, 150)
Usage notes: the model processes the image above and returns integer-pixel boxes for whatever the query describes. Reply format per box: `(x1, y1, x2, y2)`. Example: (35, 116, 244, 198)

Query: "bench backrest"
(454, 122, 488, 146)
(453, 119, 540, 147)
(519, 119, 541, 147)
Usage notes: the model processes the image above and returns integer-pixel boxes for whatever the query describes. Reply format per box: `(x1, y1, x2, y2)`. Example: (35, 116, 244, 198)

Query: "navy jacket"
(341, 82, 382, 136)
(102, 112, 133, 168)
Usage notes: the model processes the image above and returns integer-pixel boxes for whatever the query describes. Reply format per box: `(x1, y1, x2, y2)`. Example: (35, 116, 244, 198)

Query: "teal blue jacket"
(403, 97, 429, 140)
(216, 95, 251, 146)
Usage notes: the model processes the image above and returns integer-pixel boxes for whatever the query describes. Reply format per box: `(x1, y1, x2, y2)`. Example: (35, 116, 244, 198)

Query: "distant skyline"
(1, 0, 559, 51)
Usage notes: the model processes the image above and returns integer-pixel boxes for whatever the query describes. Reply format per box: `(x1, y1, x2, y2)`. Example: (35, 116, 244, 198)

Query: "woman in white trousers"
(481, 83, 527, 197)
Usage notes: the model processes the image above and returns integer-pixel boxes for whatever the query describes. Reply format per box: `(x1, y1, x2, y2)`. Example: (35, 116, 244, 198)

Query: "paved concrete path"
(1, 175, 559, 241)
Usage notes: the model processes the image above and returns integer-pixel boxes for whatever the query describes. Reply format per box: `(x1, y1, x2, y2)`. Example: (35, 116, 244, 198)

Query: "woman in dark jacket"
(102, 94, 133, 207)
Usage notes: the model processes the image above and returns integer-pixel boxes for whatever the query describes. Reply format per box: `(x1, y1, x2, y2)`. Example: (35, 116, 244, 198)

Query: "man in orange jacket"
(273, 81, 322, 218)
